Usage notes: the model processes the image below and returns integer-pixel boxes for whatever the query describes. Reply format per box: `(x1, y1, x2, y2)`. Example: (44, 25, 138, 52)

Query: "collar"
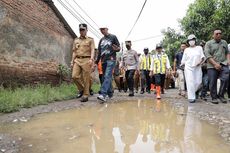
(80, 36, 88, 39)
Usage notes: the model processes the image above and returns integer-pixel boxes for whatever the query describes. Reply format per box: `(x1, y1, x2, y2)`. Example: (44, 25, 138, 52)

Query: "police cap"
(79, 23, 87, 30)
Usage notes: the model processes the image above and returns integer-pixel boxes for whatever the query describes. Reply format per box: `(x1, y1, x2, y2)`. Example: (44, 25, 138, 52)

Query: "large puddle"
(1, 100, 230, 153)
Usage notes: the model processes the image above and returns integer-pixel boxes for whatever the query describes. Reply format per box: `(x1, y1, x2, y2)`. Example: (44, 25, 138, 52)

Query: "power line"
(72, 0, 100, 29)
(57, 0, 101, 39)
(62, 0, 102, 37)
(125, 0, 148, 40)
(132, 34, 163, 42)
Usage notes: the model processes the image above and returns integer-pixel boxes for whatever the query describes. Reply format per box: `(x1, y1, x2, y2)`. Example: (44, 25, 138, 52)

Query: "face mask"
(126, 45, 131, 50)
(188, 40, 196, 46)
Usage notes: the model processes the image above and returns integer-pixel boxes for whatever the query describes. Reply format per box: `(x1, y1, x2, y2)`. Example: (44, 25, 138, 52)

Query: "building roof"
(43, 0, 77, 38)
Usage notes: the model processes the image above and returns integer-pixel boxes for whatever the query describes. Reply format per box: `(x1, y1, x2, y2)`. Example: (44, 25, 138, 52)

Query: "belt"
(76, 56, 90, 59)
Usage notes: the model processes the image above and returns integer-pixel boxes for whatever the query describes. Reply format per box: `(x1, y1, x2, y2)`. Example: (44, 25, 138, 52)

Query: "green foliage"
(0, 83, 100, 113)
(161, 27, 186, 66)
(57, 64, 71, 76)
(180, 0, 230, 42)
(57, 64, 71, 83)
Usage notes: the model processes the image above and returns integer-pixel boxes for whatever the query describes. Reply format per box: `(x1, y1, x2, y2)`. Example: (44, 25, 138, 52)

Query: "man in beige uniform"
(71, 23, 95, 102)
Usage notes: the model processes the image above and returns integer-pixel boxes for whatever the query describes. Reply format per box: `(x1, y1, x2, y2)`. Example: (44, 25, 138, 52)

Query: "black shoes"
(211, 99, 219, 104)
(219, 97, 227, 104)
(76, 91, 83, 98)
(90, 89, 94, 96)
(128, 91, 134, 97)
(189, 99, 196, 103)
(140, 90, 144, 94)
(80, 97, 88, 102)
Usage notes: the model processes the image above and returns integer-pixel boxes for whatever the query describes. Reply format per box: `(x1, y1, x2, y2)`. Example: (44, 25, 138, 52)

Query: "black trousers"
(140, 70, 151, 91)
(208, 66, 229, 99)
(154, 73, 166, 89)
(125, 70, 135, 92)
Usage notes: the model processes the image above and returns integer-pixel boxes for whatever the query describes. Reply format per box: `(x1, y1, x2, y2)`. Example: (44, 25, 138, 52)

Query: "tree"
(160, 27, 186, 66)
(180, 0, 230, 42)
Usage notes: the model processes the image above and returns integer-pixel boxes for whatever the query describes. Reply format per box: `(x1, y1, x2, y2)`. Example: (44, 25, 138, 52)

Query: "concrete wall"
(0, 0, 74, 86)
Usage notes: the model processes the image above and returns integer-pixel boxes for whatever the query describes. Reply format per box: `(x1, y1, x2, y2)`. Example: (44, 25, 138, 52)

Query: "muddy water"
(1, 100, 230, 153)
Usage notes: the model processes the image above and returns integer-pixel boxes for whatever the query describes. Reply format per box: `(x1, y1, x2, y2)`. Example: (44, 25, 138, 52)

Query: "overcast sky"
(53, 0, 195, 53)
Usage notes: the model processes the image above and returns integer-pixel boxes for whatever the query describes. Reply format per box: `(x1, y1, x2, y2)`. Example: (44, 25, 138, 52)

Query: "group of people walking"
(71, 23, 230, 104)
(174, 30, 230, 104)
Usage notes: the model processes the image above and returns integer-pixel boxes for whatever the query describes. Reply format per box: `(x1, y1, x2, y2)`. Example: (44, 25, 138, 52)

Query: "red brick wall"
(0, 0, 74, 86)
(0, 56, 61, 87)
(1, 0, 70, 37)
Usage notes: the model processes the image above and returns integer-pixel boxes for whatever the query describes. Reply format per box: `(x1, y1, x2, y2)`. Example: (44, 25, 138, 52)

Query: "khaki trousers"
(72, 58, 91, 97)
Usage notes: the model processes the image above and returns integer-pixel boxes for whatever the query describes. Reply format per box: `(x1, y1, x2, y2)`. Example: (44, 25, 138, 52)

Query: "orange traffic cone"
(151, 83, 155, 91)
(156, 86, 161, 99)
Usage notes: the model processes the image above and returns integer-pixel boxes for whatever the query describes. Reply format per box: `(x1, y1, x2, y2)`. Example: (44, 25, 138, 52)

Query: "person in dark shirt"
(199, 40, 209, 100)
(173, 42, 187, 96)
(95, 26, 120, 103)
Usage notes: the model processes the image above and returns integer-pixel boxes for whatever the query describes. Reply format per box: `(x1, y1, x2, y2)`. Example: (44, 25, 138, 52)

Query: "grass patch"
(0, 83, 100, 113)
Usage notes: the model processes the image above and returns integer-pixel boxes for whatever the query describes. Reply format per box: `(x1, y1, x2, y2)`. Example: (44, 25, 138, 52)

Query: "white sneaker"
(97, 95, 106, 102)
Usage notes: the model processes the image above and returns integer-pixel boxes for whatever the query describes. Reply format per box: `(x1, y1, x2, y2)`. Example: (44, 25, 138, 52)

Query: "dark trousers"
(200, 71, 209, 97)
(208, 66, 229, 99)
(125, 70, 135, 92)
(141, 70, 151, 91)
(154, 74, 166, 89)
(99, 74, 103, 85)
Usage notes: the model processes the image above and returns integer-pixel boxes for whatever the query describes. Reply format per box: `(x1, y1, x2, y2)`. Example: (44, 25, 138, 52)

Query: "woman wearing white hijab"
(181, 34, 205, 103)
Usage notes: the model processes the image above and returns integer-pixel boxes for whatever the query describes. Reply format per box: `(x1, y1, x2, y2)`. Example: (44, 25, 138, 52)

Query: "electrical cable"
(57, 0, 101, 39)
(72, 0, 100, 29)
(125, 0, 148, 40)
(62, 0, 101, 37)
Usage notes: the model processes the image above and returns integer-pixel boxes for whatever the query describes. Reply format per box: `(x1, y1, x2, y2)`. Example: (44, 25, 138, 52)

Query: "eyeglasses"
(215, 33, 222, 35)
(79, 29, 86, 31)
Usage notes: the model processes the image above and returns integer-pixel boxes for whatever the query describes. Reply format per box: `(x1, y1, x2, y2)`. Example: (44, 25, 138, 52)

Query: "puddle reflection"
(0, 100, 230, 153)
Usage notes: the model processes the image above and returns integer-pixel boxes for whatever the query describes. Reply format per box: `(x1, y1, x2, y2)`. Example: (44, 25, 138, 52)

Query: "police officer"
(150, 44, 171, 99)
(121, 40, 139, 96)
(71, 23, 95, 102)
(139, 48, 152, 94)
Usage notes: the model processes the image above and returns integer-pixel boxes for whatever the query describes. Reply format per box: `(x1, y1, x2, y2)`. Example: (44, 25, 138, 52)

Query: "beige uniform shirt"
(72, 36, 95, 64)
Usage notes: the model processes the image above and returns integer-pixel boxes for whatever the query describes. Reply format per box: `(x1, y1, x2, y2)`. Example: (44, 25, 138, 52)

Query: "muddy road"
(1, 89, 230, 153)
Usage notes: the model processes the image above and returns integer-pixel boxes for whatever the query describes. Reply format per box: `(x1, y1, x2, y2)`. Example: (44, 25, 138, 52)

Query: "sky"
(53, 0, 195, 53)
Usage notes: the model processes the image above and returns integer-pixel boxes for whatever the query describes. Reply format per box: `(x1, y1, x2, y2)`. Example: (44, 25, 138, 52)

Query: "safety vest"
(140, 54, 151, 70)
(153, 53, 168, 74)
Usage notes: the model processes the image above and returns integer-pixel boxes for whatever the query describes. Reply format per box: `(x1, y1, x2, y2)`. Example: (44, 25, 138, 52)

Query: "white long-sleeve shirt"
(181, 46, 205, 67)
(150, 52, 171, 71)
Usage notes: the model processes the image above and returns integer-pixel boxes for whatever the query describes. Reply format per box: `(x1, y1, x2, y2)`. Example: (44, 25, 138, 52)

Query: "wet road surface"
(1, 99, 230, 153)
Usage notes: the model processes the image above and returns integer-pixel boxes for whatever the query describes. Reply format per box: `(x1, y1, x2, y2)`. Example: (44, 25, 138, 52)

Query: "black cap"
(143, 47, 149, 51)
(79, 23, 87, 30)
(156, 43, 163, 49)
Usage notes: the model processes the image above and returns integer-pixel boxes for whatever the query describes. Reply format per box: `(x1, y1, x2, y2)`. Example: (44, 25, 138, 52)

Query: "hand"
(70, 61, 74, 67)
(172, 70, 176, 75)
(91, 64, 97, 72)
(112, 44, 120, 51)
(88, 59, 94, 66)
(214, 63, 221, 70)
(149, 71, 153, 77)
